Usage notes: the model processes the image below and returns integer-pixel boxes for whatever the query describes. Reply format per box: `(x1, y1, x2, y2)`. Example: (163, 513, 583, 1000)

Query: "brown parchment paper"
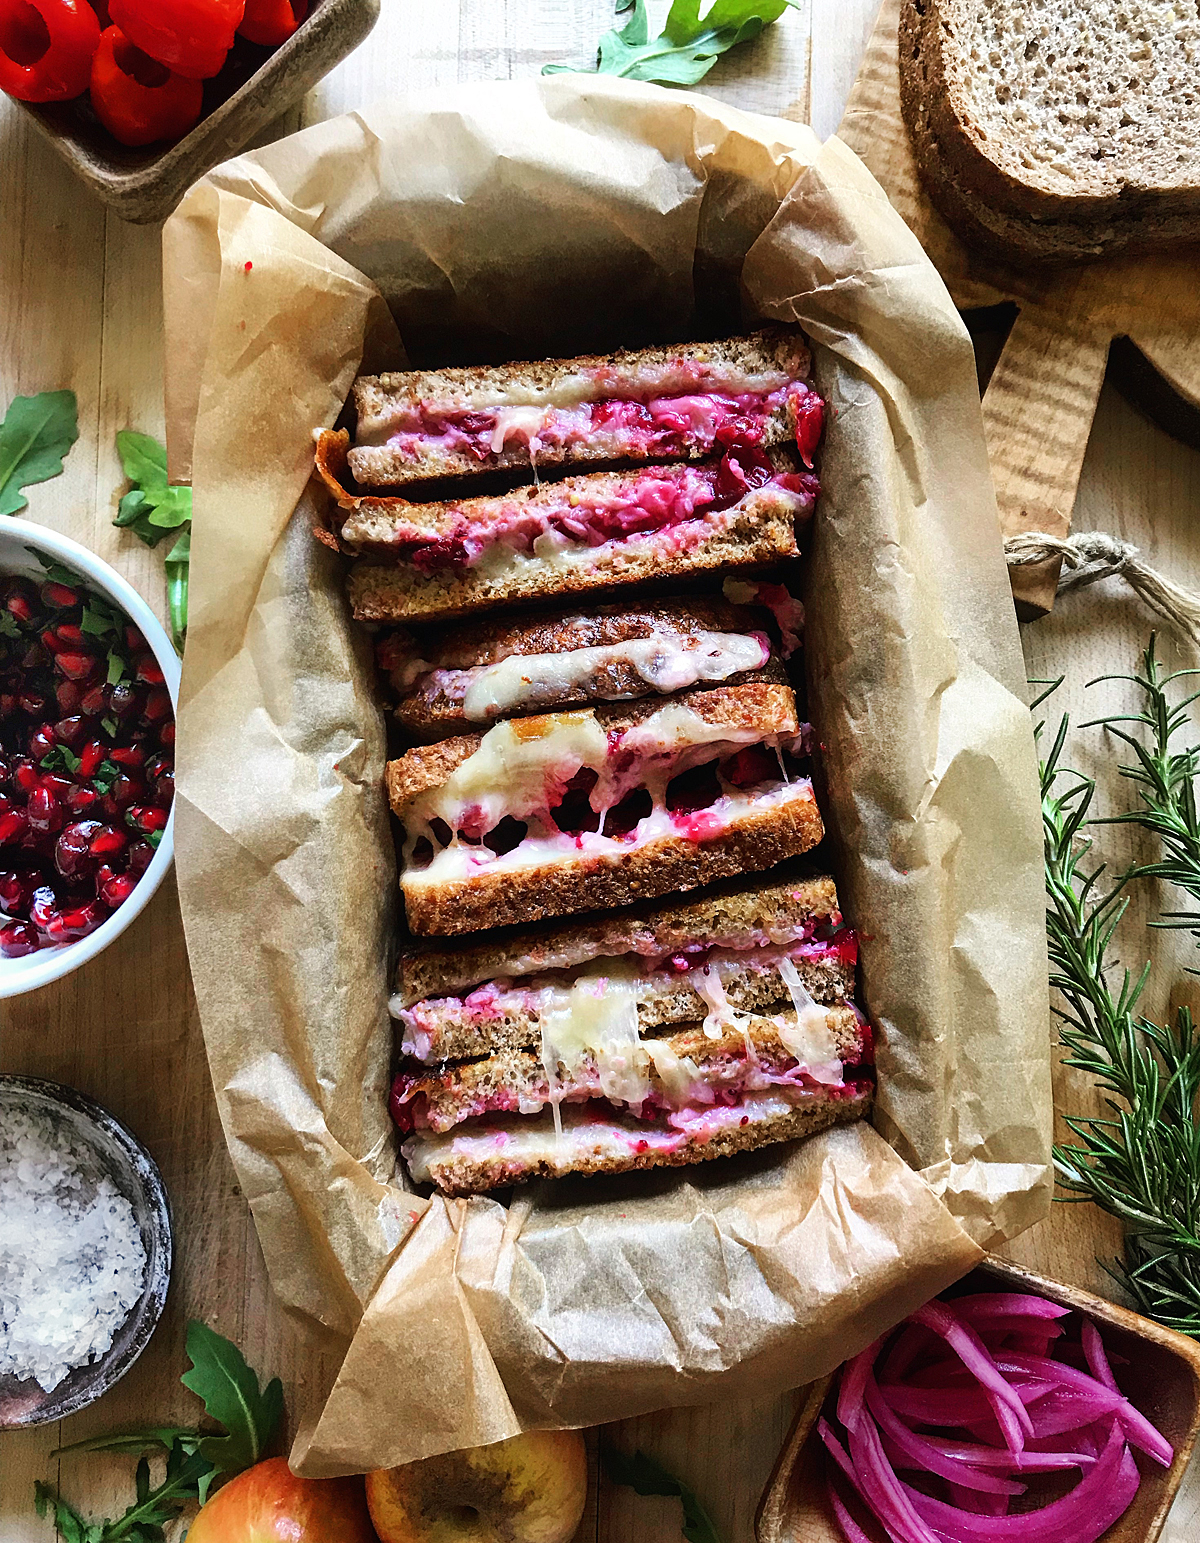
(163, 75, 1052, 1475)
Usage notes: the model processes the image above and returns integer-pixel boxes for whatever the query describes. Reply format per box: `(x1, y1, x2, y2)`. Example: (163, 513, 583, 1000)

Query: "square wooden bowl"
(756, 1255, 1200, 1543)
(12, 0, 379, 224)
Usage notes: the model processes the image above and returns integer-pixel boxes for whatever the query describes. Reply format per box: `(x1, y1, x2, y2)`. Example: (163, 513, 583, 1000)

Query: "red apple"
(188, 1456, 379, 1541)
(366, 1430, 587, 1543)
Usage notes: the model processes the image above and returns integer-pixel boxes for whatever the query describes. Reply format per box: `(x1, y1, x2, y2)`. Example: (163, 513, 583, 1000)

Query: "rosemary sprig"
(1039, 643, 1200, 1334)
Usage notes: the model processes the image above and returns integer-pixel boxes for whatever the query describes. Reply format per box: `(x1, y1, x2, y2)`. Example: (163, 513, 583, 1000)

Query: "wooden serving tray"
(755, 1255, 1200, 1543)
(836, 0, 1200, 618)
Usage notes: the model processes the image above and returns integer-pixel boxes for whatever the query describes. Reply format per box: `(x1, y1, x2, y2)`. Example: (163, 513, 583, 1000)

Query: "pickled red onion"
(823, 1290, 1172, 1543)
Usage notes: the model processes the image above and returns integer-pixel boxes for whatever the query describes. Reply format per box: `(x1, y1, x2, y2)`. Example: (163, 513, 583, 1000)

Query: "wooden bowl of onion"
(756, 1255, 1200, 1543)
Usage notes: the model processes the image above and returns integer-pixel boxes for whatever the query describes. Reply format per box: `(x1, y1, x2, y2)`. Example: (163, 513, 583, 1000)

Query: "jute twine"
(1004, 531, 1200, 647)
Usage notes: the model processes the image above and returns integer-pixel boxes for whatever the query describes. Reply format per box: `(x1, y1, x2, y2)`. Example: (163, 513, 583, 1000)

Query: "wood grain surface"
(1, 2, 1199, 1540)
(838, 0, 1200, 619)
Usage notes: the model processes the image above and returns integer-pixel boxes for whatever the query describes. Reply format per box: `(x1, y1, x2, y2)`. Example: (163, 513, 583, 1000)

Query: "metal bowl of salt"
(0, 1075, 172, 1428)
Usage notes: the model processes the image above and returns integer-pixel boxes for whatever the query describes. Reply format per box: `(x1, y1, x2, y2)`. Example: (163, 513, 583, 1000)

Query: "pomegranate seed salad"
(0, 555, 174, 957)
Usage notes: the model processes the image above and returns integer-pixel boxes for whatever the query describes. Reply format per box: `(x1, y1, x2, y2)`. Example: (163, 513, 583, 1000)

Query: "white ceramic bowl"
(0, 518, 180, 997)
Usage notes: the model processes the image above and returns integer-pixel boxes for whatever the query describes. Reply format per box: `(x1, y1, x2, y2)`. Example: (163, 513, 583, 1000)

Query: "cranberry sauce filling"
(0, 574, 175, 957)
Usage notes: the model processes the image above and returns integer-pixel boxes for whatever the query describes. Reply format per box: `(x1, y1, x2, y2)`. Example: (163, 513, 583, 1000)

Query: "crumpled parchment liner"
(164, 75, 1051, 1474)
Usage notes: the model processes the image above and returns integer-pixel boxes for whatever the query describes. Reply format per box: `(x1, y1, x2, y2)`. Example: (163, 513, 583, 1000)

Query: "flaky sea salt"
(0, 1103, 147, 1392)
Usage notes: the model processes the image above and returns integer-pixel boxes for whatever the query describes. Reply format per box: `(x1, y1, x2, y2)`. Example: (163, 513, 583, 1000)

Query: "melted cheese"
(540, 973, 649, 1111)
(457, 631, 769, 720)
(776, 957, 844, 1085)
(489, 405, 549, 453)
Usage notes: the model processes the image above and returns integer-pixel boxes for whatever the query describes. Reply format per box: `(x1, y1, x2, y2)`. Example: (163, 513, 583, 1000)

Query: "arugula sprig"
(545, 0, 796, 86)
(0, 390, 79, 515)
(113, 430, 192, 651)
(34, 1323, 283, 1540)
(603, 1445, 724, 1543)
(1039, 647, 1200, 1335)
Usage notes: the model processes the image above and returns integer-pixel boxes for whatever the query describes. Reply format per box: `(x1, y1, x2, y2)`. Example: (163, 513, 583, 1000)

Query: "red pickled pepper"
(89, 24, 202, 146)
(0, 0, 98, 102)
(237, 0, 305, 46)
(108, 0, 243, 79)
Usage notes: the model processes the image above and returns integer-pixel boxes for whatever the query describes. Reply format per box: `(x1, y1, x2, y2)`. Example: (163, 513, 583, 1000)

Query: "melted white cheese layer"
(455, 631, 769, 720)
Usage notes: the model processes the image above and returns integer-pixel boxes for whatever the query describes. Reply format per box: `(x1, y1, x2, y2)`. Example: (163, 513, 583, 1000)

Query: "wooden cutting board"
(837, 0, 1200, 616)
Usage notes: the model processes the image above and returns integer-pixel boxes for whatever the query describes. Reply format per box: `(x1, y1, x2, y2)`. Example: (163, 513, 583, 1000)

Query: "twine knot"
(1004, 530, 1200, 646)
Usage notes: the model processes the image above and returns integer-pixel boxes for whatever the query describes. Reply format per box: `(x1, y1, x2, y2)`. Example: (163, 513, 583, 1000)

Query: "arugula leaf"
(55, 1429, 199, 1459)
(181, 1320, 284, 1491)
(27, 549, 83, 587)
(93, 758, 120, 795)
(0, 610, 20, 639)
(35, 1481, 100, 1543)
(41, 745, 82, 775)
(602, 1447, 724, 1543)
(545, 0, 794, 85)
(113, 430, 191, 650)
(82, 600, 122, 639)
(0, 391, 79, 516)
(107, 647, 128, 686)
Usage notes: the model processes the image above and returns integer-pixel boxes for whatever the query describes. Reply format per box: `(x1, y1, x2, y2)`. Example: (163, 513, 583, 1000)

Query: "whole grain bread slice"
(403, 1083, 874, 1195)
(401, 780, 824, 935)
(398, 1006, 867, 1134)
(900, 0, 1200, 264)
(386, 679, 800, 811)
(349, 329, 811, 487)
(394, 872, 842, 1005)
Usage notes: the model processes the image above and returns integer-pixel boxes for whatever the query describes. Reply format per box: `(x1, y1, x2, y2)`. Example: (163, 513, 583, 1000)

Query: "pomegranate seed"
(40, 629, 62, 655)
(125, 625, 147, 652)
(18, 692, 46, 716)
(0, 808, 29, 843)
(12, 760, 38, 794)
(134, 654, 164, 685)
(109, 746, 145, 768)
(98, 794, 119, 820)
(27, 786, 63, 834)
(0, 795, 11, 816)
(78, 741, 104, 779)
(55, 821, 101, 877)
(54, 716, 86, 749)
(55, 653, 97, 682)
(0, 920, 39, 956)
(142, 687, 172, 723)
(0, 695, 17, 718)
(42, 774, 74, 800)
(55, 623, 84, 647)
(99, 872, 137, 908)
(0, 871, 26, 911)
(55, 680, 82, 713)
(126, 840, 154, 876)
(108, 682, 140, 717)
(152, 770, 174, 808)
(67, 785, 100, 814)
(144, 753, 172, 780)
(80, 684, 108, 716)
(127, 805, 167, 834)
(28, 727, 56, 760)
(5, 594, 32, 625)
(30, 885, 58, 929)
(46, 902, 103, 942)
(89, 826, 126, 857)
(21, 643, 46, 670)
(41, 581, 78, 608)
(111, 774, 142, 810)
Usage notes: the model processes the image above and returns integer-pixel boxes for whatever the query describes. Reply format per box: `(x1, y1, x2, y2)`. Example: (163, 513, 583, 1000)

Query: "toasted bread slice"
(402, 1083, 874, 1195)
(394, 1005, 867, 1135)
(348, 329, 814, 487)
(379, 596, 785, 740)
(395, 871, 842, 1004)
(390, 682, 820, 935)
(900, 0, 1200, 264)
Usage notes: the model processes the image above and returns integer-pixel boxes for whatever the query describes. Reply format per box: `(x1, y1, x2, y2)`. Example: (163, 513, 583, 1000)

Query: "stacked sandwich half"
(320, 328, 875, 1196)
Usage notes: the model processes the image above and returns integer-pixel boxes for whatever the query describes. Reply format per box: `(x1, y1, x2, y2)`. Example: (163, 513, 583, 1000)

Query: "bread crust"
(396, 872, 842, 1004)
(407, 1084, 873, 1195)
(346, 495, 802, 624)
(401, 784, 824, 935)
(899, 0, 1200, 264)
(349, 330, 811, 487)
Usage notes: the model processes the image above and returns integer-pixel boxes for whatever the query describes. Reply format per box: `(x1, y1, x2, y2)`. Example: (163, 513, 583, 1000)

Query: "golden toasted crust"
(396, 872, 841, 1004)
(386, 680, 800, 811)
(401, 1007, 867, 1134)
(345, 495, 802, 624)
(408, 1086, 873, 1196)
(401, 785, 825, 935)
